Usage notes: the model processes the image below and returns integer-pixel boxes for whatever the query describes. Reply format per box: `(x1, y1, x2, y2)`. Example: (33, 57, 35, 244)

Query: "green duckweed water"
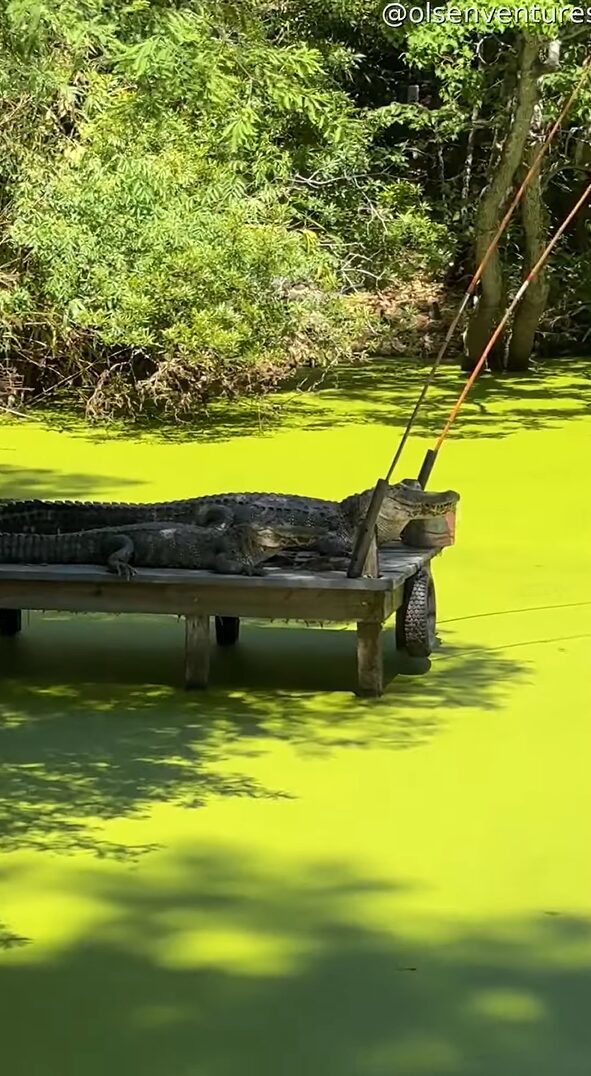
(1, 360, 590, 1074)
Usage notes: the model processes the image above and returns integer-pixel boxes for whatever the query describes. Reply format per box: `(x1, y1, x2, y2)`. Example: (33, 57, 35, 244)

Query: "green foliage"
(0, 0, 448, 415)
(6, 143, 368, 413)
(1, 0, 590, 416)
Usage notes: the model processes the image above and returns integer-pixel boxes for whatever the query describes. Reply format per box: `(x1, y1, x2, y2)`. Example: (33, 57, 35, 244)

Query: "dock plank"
(0, 544, 443, 694)
(0, 544, 437, 592)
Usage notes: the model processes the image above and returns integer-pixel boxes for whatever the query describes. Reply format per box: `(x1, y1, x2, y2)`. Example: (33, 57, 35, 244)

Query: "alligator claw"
(109, 558, 136, 580)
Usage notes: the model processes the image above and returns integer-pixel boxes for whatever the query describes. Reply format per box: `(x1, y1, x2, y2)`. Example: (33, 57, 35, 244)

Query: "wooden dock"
(0, 545, 441, 696)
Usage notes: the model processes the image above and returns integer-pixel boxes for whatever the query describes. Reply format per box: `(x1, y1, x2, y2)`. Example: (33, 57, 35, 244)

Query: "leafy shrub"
(0, 0, 452, 417)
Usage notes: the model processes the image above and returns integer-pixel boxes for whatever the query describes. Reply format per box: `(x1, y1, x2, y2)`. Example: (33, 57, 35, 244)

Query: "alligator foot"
(108, 558, 137, 580)
(270, 552, 349, 572)
(303, 555, 350, 572)
(326, 556, 350, 571)
(315, 535, 351, 557)
(213, 555, 263, 576)
(106, 536, 135, 580)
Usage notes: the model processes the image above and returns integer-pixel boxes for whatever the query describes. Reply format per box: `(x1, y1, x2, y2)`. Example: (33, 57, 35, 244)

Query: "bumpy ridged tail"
(0, 499, 233, 534)
(0, 502, 164, 534)
(0, 531, 99, 564)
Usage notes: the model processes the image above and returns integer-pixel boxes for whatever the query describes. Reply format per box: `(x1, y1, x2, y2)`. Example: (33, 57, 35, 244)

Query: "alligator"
(0, 482, 459, 556)
(0, 520, 323, 578)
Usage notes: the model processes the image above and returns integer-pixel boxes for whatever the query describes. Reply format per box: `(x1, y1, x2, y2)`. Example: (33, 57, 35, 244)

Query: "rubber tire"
(395, 569, 436, 658)
(215, 616, 240, 647)
(0, 609, 22, 637)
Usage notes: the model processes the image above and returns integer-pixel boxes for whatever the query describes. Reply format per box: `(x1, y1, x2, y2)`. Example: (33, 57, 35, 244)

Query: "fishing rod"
(349, 179, 591, 575)
(347, 58, 591, 578)
(416, 176, 591, 487)
(385, 53, 591, 486)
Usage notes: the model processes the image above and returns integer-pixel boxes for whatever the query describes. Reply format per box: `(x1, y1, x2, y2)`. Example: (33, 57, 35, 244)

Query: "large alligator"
(0, 482, 459, 555)
(0, 520, 323, 578)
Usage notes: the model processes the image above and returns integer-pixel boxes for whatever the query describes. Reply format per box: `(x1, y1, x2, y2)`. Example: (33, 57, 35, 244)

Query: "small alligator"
(0, 482, 459, 555)
(0, 521, 321, 578)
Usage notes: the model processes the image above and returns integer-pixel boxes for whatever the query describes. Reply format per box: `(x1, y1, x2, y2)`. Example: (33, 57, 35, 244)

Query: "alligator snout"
(391, 482, 460, 510)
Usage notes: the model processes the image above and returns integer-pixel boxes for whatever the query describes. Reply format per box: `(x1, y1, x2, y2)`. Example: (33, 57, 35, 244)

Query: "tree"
(1, 1, 591, 416)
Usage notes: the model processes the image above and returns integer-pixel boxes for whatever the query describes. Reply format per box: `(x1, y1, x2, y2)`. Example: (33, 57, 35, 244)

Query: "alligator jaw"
(251, 526, 290, 551)
(389, 481, 459, 510)
(252, 523, 330, 552)
(376, 482, 459, 543)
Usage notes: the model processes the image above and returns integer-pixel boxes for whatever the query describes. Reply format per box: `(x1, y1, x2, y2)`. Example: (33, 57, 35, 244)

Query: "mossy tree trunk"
(463, 32, 542, 373)
(506, 122, 550, 371)
(573, 130, 591, 253)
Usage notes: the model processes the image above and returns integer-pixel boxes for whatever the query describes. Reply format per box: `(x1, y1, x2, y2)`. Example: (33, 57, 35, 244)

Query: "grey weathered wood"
(0, 544, 441, 694)
(0, 578, 388, 621)
(185, 615, 210, 689)
(0, 546, 439, 623)
(0, 544, 436, 591)
(356, 621, 383, 696)
(363, 533, 379, 578)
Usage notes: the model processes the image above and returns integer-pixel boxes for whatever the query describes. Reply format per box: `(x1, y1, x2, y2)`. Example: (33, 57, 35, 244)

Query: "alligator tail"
(0, 531, 99, 564)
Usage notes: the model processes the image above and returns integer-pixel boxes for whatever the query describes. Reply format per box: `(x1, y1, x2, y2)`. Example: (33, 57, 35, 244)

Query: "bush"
(0, 0, 451, 418)
(6, 147, 372, 414)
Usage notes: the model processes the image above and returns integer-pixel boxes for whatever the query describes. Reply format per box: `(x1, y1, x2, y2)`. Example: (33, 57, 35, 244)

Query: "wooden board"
(0, 545, 438, 621)
(0, 545, 437, 590)
(0, 544, 442, 696)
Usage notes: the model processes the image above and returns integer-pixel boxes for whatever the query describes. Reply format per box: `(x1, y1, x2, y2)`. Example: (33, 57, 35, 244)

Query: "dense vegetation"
(0, 1, 590, 418)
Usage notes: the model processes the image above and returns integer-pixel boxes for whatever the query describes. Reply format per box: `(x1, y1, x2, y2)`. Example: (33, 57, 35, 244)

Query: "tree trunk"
(460, 99, 480, 228)
(573, 129, 591, 253)
(507, 120, 550, 371)
(463, 32, 542, 373)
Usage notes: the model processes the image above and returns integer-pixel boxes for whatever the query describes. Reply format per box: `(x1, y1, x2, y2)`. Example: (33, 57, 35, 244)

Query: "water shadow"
(0, 463, 142, 501)
(0, 851, 589, 1075)
(0, 614, 528, 858)
(271, 358, 591, 442)
(30, 358, 591, 445)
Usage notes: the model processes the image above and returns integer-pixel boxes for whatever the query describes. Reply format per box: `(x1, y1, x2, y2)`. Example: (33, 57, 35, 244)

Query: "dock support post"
(356, 621, 383, 696)
(185, 615, 210, 689)
(0, 609, 22, 636)
(215, 616, 240, 646)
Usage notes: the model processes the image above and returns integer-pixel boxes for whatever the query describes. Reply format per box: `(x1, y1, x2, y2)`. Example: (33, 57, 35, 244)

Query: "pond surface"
(1, 360, 590, 1074)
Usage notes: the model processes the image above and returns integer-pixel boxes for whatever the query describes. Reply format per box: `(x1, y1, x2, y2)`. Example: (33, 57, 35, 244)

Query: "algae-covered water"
(1, 360, 590, 1074)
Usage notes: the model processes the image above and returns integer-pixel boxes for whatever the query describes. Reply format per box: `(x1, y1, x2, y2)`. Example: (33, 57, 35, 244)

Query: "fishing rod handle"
(417, 448, 438, 489)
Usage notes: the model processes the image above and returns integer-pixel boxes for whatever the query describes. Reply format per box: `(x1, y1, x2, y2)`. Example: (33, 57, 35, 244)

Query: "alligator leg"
(304, 555, 351, 572)
(195, 505, 235, 527)
(213, 554, 264, 576)
(356, 621, 384, 697)
(105, 536, 136, 579)
(315, 535, 351, 557)
(185, 615, 210, 689)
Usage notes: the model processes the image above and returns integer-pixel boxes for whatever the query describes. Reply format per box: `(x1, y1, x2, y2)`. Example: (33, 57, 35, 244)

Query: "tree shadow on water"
(291, 358, 591, 441)
(0, 851, 590, 1075)
(0, 614, 528, 859)
(49, 357, 591, 445)
(0, 462, 142, 501)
